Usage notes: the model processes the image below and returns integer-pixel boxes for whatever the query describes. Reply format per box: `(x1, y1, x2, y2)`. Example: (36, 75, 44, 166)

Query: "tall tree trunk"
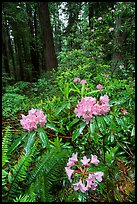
(26, 3, 39, 81)
(34, 4, 40, 76)
(89, 3, 94, 29)
(2, 26, 10, 76)
(111, 4, 127, 72)
(38, 2, 58, 76)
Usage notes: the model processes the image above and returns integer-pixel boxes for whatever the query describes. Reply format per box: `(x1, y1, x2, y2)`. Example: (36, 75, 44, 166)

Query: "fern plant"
(2, 126, 11, 167)
(3, 125, 70, 202)
(2, 126, 11, 201)
(26, 138, 69, 202)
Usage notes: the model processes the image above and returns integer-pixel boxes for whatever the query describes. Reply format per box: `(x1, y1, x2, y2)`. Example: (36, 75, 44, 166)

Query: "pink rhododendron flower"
(109, 27, 114, 32)
(74, 95, 110, 123)
(65, 167, 74, 180)
(100, 95, 109, 104)
(96, 84, 103, 90)
(66, 160, 76, 167)
(81, 156, 90, 167)
(86, 174, 97, 190)
(20, 108, 47, 132)
(104, 74, 109, 77)
(67, 152, 78, 167)
(94, 172, 104, 182)
(91, 29, 94, 32)
(121, 109, 128, 115)
(74, 77, 81, 82)
(98, 17, 102, 21)
(80, 79, 87, 84)
(118, 10, 122, 12)
(92, 56, 94, 59)
(74, 96, 96, 123)
(119, 65, 124, 69)
(85, 87, 89, 90)
(73, 179, 88, 193)
(69, 152, 78, 162)
(90, 155, 100, 166)
(65, 153, 104, 193)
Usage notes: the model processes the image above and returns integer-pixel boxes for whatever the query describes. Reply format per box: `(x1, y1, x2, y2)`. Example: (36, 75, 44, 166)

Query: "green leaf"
(37, 128, 49, 148)
(46, 123, 61, 133)
(64, 83, 69, 98)
(66, 118, 79, 130)
(72, 129, 81, 141)
(81, 83, 85, 97)
(7, 132, 28, 154)
(96, 116, 106, 134)
(24, 132, 36, 155)
(131, 126, 135, 136)
(86, 90, 100, 95)
(72, 122, 86, 141)
(89, 121, 96, 134)
(103, 115, 113, 125)
(115, 117, 125, 128)
(55, 103, 68, 116)
(79, 122, 86, 134)
(108, 134, 114, 143)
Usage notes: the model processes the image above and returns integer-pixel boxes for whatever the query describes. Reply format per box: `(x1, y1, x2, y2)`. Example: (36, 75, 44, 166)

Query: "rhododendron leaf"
(66, 118, 79, 130)
(103, 115, 113, 125)
(108, 134, 114, 143)
(86, 90, 100, 95)
(37, 128, 49, 148)
(115, 117, 125, 128)
(46, 123, 61, 133)
(72, 129, 81, 141)
(55, 103, 68, 116)
(96, 116, 106, 134)
(79, 122, 86, 134)
(7, 132, 28, 154)
(81, 83, 85, 97)
(131, 126, 135, 136)
(72, 122, 86, 141)
(72, 83, 81, 93)
(89, 121, 96, 134)
(105, 146, 118, 164)
(24, 132, 36, 155)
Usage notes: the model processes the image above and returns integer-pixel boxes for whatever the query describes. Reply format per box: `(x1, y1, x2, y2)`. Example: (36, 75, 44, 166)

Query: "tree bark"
(2, 26, 10, 76)
(111, 9, 127, 72)
(38, 2, 58, 76)
(89, 3, 94, 29)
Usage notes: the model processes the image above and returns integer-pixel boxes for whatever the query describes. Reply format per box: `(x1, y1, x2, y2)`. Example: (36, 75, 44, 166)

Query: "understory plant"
(2, 110, 70, 202)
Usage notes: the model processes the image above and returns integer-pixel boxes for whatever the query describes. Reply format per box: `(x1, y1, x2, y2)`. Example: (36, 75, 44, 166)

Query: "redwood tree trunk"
(38, 2, 58, 75)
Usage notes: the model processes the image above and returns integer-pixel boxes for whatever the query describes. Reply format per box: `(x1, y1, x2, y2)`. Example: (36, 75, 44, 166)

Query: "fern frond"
(27, 145, 68, 202)
(2, 126, 11, 167)
(7, 146, 36, 201)
(13, 192, 36, 202)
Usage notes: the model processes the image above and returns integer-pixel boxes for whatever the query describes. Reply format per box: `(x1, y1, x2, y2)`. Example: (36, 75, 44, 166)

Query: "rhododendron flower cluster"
(119, 65, 124, 69)
(104, 74, 109, 77)
(98, 17, 102, 21)
(20, 108, 47, 132)
(96, 84, 103, 90)
(73, 78, 86, 84)
(121, 109, 128, 115)
(73, 77, 81, 83)
(109, 27, 114, 32)
(74, 95, 110, 124)
(65, 153, 104, 193)
(80, 79, 87, 84)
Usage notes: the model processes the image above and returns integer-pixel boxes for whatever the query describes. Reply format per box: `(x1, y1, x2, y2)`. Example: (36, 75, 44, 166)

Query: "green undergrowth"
(2, 61, 135, 202)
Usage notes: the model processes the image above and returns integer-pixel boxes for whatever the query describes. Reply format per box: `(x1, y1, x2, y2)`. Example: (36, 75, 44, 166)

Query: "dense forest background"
(2, 2, 135, 203)
(2, 2, 135, 83)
